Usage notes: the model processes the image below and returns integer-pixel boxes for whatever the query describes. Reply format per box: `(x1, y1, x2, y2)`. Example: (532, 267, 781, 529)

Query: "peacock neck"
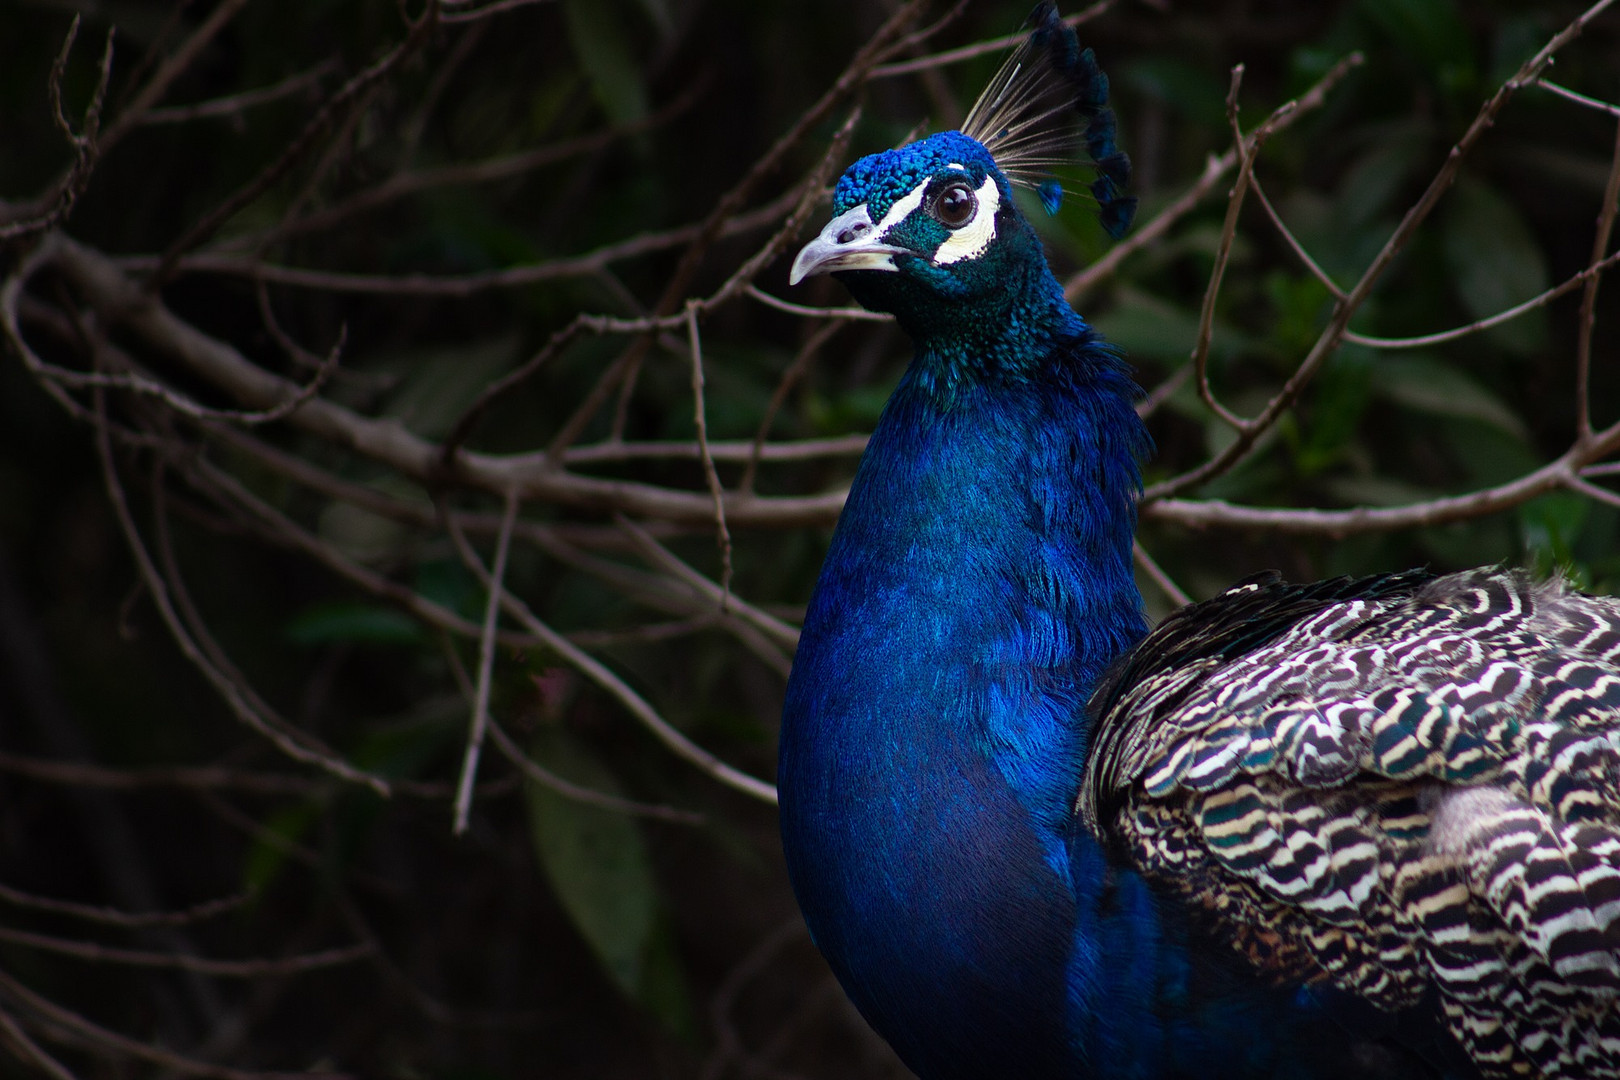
(778, 308, 1152, 1078)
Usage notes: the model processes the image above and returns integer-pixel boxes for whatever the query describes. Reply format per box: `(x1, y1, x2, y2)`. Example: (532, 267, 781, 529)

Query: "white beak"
(789, 205, 907, 285)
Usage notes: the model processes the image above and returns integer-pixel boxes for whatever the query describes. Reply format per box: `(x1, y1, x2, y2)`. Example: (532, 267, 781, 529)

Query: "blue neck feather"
(779, 261, 1156, 1076)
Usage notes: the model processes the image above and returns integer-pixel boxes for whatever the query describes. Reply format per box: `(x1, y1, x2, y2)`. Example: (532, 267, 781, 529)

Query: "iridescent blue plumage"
(780, 5, 1620, 1079)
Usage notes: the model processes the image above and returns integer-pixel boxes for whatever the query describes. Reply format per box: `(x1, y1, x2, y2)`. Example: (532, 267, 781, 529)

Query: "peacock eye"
(929, 182, 977, 229)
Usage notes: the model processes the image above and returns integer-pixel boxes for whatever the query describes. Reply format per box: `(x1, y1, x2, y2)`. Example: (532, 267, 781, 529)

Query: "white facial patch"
(871, 182, 928, 238)
(866, 172, 1002, 269)
(931, 174, 1000, 265)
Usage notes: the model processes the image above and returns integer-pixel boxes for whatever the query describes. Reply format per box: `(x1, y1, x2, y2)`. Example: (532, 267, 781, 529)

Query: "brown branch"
(1144, 2, 1614, 504)
(543, 0, 934, 459)
(0, 967, 350, 1080)
(687, 302, 734, 606)
(99, 0, 251, 152)
(1145, 422, 1620, 535)
(485, 719, 706, 824)
(568, 433, 869, 466)
(1066, 52, 1365, 301)
(1342, 247, 1620, 350)
(139, 190, 800, 294)
(248, 84, 705, 247)
(0, 750, 322, 795)
(1133, 541, 1191, 608)
(0, 924, 371, 979)
(1570, 475, 1620, 510)
(1535, 78, 1620, 118)
(138, 61, 339, 125)
(616, 517, 800, 651)
(444, 514, 779, 804)
(869, 1, 1116, 79)
(1250, 175, 1346, 301)
(439, 0, 556, 22)
(148, 4, 440, 285)
(0, 1001, 79, 1080)
(740, 321, 843, 495)
(0, 18, 114, 242)
(1189, 65, 1260, 431)
(744, 284, 892, 322)
(88, 385, 390, 794)
(1576, 115, 1620, 437)
(48, 235, 852, 527)
(450, 488, 519, 835)
(0, 880, 250, 929)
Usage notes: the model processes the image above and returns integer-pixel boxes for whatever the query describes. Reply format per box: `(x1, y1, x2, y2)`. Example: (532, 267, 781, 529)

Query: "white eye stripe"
(932, 174, 1000, 265)
(871, 173, 1002, 266)
(871, 182, 928, 237)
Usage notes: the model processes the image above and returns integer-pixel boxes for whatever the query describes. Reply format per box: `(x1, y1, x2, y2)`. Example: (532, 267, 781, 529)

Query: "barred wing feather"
(1080, 569, 1620, 1078)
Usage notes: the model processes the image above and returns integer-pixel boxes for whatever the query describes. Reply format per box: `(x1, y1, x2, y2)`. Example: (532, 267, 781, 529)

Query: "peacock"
(776, 4, 1620, 1079)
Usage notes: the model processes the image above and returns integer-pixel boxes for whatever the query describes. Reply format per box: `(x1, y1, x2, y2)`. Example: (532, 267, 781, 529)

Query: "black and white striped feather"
(1082, 568, 1620, 1078)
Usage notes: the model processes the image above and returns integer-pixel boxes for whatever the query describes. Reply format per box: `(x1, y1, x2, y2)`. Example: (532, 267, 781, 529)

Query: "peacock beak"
(789, 204, 907, 285)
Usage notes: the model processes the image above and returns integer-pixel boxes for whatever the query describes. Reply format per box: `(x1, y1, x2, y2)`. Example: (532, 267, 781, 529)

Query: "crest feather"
(961, 2, 1137, 239)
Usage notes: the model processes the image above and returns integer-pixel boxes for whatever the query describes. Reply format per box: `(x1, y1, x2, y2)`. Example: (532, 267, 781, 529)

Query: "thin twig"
(0, 1002, 79, 1080)
(1133, 541, 1191, 608)
(99, 0, 251, 151)
(0, 18, 114, 242)
(616, 516, 800, 650)
(745, 284, 892, 322)
(688, 302, 734, 608)
(443, 515, 779, 804)
(741, 321, 843, 494)
(1535, 78, 1620, 118)
(89, 387, 390, 794)
(1145, 2, 1615, 504)
(0, 749, 321, 795)
(1189, 65, 1260, 431)
(440, 0, 556, 22)
(139, 61, 338, 125)
(0, 967, 348, 1080)
(1250, 175, 1345, 301)
(1146, 422, 1620, 534)
(869, 1, 1115, 79)
(544, 0, 934, 459)
(1066, 52, 1365, 301)
(149, 4, 440, 285)
(1568, 474, 1620, 510)
(141, 191, 801, 294)
(451, 488, 520, 835)
(0, 879, 250, 929)
(0, 923, 370, 978)
(486, 720, 705, 824)
(1576, 115, 1620, 439)
(1342, 247, 1620, 350)
(250, 83, 705, 248)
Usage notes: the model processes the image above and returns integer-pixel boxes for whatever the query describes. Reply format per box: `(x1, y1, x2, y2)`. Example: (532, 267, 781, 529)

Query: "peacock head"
(790, 3, 1135, 338)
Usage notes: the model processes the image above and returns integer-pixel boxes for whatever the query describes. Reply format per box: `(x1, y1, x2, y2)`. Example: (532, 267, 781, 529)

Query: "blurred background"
(1, 0, 1618, 1076)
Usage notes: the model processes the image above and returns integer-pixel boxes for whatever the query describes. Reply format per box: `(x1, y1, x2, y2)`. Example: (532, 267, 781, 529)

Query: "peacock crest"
(960, 1, 1137, 236)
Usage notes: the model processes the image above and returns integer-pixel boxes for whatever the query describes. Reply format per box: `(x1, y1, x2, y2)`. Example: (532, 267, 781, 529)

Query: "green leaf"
(564, 0, 648, 126)
(1360, 0, 1476, 93)
(286, 603, 421, 646)
(1373, 355, 1528, 439)
(1520, 492, 1590, 576)
(1119, 57, 1228, 127)
(1442, 178, 1550, 356)
(244, 801, 321, 893)
(525, 729, 689, 1031)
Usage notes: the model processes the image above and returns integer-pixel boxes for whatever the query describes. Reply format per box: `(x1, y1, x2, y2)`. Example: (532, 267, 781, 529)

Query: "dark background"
(1, 0, 1618, 1076)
